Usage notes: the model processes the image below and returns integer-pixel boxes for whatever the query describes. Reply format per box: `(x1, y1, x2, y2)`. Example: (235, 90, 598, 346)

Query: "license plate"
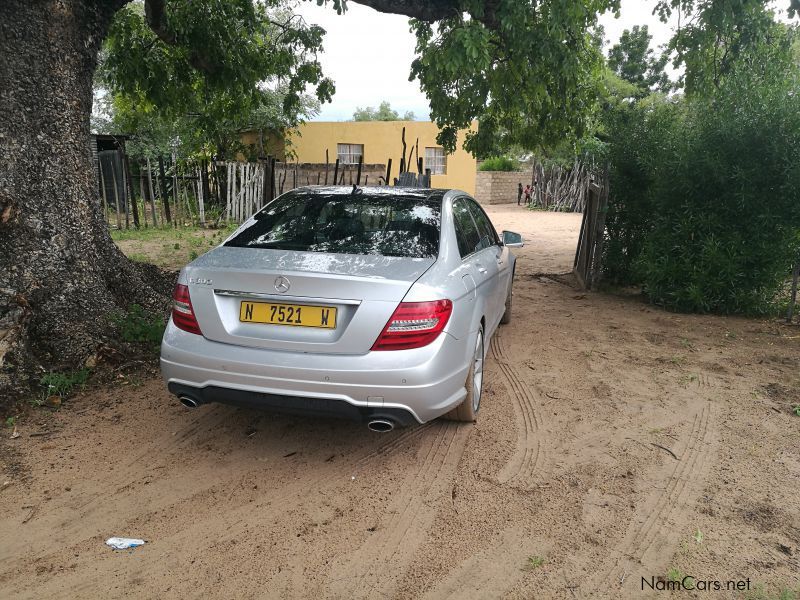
(239, 301, 337, 329)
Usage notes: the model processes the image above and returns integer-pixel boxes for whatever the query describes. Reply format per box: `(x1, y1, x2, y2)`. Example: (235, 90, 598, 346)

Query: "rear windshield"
(225, 191, 441, 258)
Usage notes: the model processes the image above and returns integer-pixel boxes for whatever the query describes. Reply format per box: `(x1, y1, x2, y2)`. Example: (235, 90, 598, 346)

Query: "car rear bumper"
(159, 320, 470, 424)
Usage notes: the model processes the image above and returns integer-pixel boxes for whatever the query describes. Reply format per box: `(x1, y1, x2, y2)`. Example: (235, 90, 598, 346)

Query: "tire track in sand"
(590, 404, 714, 595)
(490, 332, 547, 488)
(326, 421, 470, 600)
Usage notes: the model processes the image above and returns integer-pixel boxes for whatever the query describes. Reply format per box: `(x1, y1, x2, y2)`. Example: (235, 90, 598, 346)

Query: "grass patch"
(745, 585, 800, 600)
(110, 226, 180, 242)
(669, 354, 688, 366)
(38, 368, 90, 405)
(666, 567, 684, 583)
(522, 555, 546, 571)
(112, 224, 236, 270)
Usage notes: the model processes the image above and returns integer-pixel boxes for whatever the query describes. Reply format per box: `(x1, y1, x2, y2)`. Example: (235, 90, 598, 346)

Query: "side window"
(452, 198, 481, 258)
(467, 200, 499, 251)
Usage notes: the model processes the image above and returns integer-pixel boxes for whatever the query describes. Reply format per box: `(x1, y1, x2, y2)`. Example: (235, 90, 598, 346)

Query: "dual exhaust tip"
(367, 419, 395, 433)
(178, 395, 203, 409)
(178, 395, 396, 432)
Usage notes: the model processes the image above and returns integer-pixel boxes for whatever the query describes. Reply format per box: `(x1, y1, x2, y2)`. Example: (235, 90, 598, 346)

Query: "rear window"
(225, 191, 441, 258)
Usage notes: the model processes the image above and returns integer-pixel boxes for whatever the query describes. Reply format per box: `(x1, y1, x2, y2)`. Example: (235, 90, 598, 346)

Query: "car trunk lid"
(184, 247, 434, 354)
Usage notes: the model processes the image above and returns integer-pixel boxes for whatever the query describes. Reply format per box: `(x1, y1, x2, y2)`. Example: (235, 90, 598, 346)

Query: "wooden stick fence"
(531, 159, 596, 212)
(226, 161, 266, 224)
(103, 145, 421, 230)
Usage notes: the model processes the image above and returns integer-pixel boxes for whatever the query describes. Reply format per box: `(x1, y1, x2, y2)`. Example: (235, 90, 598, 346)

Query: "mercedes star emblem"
(274, 276, 291, 293)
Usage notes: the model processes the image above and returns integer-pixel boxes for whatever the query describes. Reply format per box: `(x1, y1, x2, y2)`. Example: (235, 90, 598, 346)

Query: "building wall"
(238, 130, 287, 161)
(475, 171, 529, 205)
(288, 121, 478, 196)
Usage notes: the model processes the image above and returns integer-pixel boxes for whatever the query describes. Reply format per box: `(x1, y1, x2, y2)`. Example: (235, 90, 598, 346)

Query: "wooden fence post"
(99, 162, 109, 225)
(399, 127, 407, 174)
(197, 166, 205, 226)
(385, 158, 392, 187)
(270, 158, 277, 200)
(201, 159, 210, 208)
(356, 155, 363, 186)
(109, 159, 122, 230)
(122, 151, 139, 228)
(589, 173, 610, 289)
(225, 162, 232, 221)
(788, 254, 800, 322)
(172, 154, 180, 226)
(157, 155, 172, 224)
(146, 157, 158, 227)
(261, 156, 270, 206)
(138, 163, 148, 227)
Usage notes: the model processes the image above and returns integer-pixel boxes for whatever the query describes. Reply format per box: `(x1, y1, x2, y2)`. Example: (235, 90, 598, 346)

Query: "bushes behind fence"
(602, 37, 800, 314)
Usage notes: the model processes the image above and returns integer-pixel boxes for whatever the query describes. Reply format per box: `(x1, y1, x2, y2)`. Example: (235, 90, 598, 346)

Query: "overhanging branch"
(144, 0, 217, 74)
(349, 0, 460, 21)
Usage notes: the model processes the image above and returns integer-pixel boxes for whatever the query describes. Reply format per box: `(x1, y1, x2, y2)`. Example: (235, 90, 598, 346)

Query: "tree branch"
(144, 0, 217, 74)
(349, 0, 460, 22)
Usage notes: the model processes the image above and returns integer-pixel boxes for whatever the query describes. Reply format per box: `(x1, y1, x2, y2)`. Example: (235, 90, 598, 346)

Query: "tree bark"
(0, 0, 173, 407)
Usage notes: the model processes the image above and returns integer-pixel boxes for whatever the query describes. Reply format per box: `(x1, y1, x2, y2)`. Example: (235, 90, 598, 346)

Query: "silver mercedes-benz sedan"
(160, 186, 522, 431)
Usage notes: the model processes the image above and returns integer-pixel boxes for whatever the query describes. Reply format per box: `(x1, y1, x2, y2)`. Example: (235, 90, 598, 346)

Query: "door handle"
(477, 266, 488, 274)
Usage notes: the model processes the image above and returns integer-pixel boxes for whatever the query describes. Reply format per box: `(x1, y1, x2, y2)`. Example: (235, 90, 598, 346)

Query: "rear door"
(185, 189, 442, 355)
(465, 199, 509, 328)
(452, 198, 501, 326)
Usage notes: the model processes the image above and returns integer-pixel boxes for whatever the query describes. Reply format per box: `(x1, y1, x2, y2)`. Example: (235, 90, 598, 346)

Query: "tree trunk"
(0, 0, 173, 407)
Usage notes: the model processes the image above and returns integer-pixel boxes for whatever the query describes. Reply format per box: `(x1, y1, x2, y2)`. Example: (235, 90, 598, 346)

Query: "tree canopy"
(352, 101, 415, 121)
(102, 0, 634, 158)
(407, 0, 620, 155)
(608, 25, 670, 94)
(99, 0, 334, 158)
(656, 0, 798, 93)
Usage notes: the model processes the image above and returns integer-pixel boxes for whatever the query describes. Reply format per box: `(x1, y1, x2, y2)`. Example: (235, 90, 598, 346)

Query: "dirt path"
(2, 206, 799, 599)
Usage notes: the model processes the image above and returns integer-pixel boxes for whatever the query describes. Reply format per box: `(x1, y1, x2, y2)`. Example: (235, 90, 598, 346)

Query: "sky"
(294, 0, 678, 121)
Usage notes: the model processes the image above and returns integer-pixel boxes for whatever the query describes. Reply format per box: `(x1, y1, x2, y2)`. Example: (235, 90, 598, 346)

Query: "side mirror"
(502, 230, 524, 248)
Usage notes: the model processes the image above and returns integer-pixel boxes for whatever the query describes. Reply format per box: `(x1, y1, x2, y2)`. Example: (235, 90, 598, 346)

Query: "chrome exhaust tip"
(367, 419, 395, 433)
(178, 395, 201, 409)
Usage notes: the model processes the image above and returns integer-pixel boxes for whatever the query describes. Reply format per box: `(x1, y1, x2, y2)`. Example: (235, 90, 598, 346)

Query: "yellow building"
(284, 121, 478, 196)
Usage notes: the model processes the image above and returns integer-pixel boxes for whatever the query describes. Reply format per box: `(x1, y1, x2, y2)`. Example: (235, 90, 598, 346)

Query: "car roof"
(286, 185, 449, 204)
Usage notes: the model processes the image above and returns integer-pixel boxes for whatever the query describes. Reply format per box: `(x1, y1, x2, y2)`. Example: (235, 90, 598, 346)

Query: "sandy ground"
(2, 205, 800, 599)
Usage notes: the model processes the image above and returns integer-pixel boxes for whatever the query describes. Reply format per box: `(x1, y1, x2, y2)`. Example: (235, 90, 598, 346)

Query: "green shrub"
(478, 156, 519, 171)
(603, 34, 800, 314)
(111, 304, 165, 347)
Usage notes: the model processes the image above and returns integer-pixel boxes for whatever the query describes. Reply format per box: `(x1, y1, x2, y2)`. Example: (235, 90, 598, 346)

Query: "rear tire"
(445, 325, 484, 422)
(500, 272, 514, 325)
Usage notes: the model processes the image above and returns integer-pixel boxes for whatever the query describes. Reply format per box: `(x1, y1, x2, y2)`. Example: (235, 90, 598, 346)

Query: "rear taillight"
(371, 300, 452, 351)
(172, 284, 203, 335)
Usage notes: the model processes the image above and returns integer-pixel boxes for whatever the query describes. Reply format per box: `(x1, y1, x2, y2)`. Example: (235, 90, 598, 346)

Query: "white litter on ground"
(105, 537, 146, 550)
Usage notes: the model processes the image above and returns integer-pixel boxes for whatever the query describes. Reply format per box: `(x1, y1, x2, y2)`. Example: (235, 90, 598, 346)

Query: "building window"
(337, 143, 363, 165)
(425, 147, 447, 175)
